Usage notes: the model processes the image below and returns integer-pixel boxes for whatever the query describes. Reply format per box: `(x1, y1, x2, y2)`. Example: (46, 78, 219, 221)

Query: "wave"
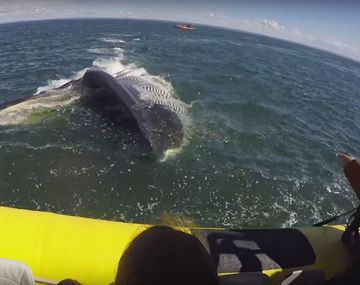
(35, 70, 85, 95)
(35, 54, 126, 95)
(183, 38, 220, 45)
(87, 47, 125, 55)
(99, 37, 126, 44)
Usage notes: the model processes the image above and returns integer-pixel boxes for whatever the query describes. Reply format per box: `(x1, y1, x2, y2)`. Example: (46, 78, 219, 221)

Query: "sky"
(1, 0, 360, 61)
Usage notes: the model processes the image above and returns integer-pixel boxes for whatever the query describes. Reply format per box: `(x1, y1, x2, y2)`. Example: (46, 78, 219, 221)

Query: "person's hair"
(57, 279, 81, 285)
(115, 225, 219, 285)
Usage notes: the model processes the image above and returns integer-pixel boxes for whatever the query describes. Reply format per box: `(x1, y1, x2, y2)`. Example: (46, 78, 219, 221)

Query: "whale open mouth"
(0, 69, 188, 159)
(79, 70, 185, 158)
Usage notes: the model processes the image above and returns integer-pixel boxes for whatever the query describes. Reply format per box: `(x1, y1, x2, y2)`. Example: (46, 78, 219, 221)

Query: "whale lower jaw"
(78, 70, 185, 158)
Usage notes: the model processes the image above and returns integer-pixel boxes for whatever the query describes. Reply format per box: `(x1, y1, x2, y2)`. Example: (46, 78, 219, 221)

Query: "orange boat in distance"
(175, 24, 195, 31)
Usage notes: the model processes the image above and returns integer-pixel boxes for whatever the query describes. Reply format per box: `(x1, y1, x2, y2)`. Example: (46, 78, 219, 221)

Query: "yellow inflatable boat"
(0, 206, 353, 285)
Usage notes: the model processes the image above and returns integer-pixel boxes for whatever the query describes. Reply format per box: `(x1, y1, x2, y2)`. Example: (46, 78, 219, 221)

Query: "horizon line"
(1, 16, 359, 64)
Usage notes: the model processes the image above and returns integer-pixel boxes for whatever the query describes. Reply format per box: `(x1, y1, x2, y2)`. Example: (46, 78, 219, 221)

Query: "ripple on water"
(0, 19, 359, 227)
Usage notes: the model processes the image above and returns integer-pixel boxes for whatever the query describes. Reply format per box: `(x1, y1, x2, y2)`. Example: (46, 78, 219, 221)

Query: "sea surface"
(1, 19, 360, 228)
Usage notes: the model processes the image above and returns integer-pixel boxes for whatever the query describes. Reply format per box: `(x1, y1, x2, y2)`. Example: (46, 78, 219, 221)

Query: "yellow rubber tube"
(0, 206, 148, 285)
(0, 206, 353, 285)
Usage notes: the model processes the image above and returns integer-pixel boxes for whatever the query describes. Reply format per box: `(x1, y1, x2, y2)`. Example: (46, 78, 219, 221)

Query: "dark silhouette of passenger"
(114, 225, 219, 285)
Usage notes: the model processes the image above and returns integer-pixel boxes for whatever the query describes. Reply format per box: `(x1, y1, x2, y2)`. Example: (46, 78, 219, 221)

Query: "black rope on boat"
(342, 205, 360, 254)
(312, 206, 359, 227)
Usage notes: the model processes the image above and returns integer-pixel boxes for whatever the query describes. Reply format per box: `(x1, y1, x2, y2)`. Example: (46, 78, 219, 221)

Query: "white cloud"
(261, 19, 285, 31)
(34, 8, 48, 13)
(324, 40, 350, 49)
(294, 28, 302, 37)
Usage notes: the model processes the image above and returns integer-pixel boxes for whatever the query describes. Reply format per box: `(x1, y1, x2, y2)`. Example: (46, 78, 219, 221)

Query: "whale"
(0, 70, 188, 158)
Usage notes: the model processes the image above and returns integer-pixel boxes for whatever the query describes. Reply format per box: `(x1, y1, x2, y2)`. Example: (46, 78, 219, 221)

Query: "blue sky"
(1, 0, 359, 60)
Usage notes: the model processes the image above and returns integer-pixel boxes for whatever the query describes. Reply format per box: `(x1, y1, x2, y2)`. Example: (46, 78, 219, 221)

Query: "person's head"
(115, 225, 219, 285)
(57, 279, 81, 285)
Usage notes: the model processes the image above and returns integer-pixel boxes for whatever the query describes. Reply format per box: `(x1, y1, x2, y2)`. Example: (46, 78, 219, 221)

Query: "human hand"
(338, 154, 356, 167)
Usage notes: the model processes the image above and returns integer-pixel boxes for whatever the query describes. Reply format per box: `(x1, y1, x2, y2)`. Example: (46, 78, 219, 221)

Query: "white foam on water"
(160, 144, 185, 162)
(87, 47, 125, 55)
(92, 56, 130, 75)
(99, 37, 126, 44)
(36, 43, 128, 95)
(35, 78, 69, 94)
(35, 68, 88, 95)
(0, 89, 79, 125)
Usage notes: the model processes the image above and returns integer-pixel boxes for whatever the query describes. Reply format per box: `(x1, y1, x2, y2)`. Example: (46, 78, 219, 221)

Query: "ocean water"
(0, 19, 360, 228)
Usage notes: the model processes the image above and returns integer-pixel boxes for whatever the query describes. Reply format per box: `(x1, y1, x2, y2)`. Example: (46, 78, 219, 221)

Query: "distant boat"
(175, 24, 195, 31)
